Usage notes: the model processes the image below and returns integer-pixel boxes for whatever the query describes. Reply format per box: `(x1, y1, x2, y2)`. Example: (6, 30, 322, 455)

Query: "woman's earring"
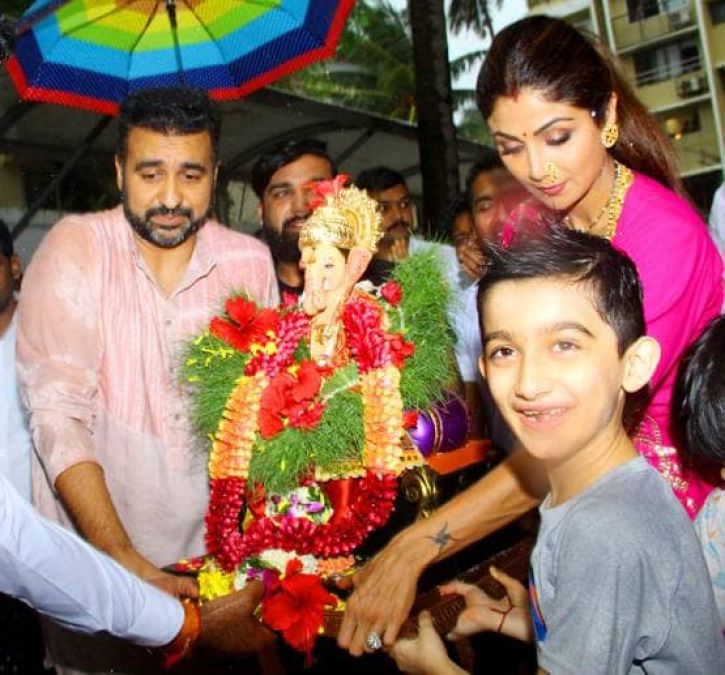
(601, 123, 619, 148)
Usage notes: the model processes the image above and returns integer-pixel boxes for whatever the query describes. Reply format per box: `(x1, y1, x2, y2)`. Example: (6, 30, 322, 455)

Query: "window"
(626, 0, 687, 22)
(708, 1, 725, 25)
(633, 38, 700, 85)
(627, 0, 660, 22)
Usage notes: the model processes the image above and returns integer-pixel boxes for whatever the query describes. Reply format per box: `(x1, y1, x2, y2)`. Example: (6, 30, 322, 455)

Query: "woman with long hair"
(337, 15, 723, 658)
(476, 15, 722, 517)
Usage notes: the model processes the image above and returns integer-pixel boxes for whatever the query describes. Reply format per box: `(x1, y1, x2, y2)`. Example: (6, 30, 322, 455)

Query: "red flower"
(380, 280, 403, 305)
(210, 296, 281, 353)
(305, 174, 350, 210)
(388, 333, 415, 369)
(258, 361, 325, 439)
(261, 559, 337, 663)
(403, 409, 419, 429)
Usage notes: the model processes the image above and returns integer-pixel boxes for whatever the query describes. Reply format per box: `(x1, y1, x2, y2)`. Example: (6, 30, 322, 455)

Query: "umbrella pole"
(165, 0, 185, 86)
(11, 115, 112, 241)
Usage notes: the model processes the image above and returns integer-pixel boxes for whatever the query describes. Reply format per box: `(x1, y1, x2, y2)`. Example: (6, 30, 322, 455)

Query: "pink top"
(612, 173, 723, 517)
(17, 206, 279, 566)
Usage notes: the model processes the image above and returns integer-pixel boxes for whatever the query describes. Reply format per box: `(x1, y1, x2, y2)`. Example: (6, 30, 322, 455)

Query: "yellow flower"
(198, 566, 235, 601)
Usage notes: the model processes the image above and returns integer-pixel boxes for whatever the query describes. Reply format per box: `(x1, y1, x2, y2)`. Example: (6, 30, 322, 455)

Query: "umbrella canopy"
(6, 0, 355, 115)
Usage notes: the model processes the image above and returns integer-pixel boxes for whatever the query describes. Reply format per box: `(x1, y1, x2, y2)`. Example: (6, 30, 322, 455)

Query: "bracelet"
(161, 599, 202, 669)
(495, 604, 513, 634)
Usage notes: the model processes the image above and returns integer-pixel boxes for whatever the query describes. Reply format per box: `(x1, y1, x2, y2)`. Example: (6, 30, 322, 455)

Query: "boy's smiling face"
(480, 276, 635, 466)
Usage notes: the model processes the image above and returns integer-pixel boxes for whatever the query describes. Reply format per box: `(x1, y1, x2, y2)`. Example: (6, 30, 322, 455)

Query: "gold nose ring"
(543, 162, 561, 186)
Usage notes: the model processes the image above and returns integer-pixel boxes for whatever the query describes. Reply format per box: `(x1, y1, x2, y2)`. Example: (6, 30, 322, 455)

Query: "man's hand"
(337, 535, 426, 656)
(440, 566, 532, 643)
(198, 581, 275, 655)
(145, 568, 199, 600)
(390, 611, 466, 675)
(456, 239, 485, 281)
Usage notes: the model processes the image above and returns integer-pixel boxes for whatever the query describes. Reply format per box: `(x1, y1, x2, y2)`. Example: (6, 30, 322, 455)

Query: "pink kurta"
(17, 206, 279, 566)
(612, 173, 723, 517)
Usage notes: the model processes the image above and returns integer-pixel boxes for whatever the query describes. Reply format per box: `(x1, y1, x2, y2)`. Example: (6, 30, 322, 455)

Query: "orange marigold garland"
(184, 184, 458, 658)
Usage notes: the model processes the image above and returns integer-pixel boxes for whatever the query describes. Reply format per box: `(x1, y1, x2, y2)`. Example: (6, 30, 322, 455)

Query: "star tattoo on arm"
(426, 522, 458, 556)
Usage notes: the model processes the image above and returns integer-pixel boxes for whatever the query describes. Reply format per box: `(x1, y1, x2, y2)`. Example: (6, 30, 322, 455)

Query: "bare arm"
(55, 462, 197, 598)
(338, 446, 546, 655)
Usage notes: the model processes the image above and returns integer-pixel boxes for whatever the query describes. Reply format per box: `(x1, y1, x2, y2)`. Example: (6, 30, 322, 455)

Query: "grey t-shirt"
(530, 457, 723, 674)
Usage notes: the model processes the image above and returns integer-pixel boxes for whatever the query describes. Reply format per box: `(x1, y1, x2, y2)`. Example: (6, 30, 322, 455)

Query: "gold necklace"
(565, 161, 633, 241)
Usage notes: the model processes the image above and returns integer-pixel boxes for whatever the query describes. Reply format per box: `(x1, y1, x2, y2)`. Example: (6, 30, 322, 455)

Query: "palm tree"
(278, 2, 417, 122)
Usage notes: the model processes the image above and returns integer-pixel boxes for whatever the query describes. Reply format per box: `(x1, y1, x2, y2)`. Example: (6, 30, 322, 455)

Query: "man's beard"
(379, 220, 411, 248)
(122, 194, 210, 249)
(264, 218, 304, 263)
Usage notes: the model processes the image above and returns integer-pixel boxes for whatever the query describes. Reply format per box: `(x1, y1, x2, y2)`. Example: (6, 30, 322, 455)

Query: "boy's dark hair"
(117, 87, 221, 161)
(675, 316, 725, 463)
(0, 219, 13, 259)
(464, 154, 504, 207)
(250, 139, 336, 198)
(477, 224, 645, 355)
(356, 166, 407, 194)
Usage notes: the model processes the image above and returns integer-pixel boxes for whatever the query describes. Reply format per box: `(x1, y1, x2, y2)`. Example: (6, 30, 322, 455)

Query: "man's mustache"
(145, 205, 194, 221)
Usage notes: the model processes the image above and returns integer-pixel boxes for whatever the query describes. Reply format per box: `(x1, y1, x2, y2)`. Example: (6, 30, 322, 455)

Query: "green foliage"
(183, 330, 251, 440)
(277, 1, 416, 121)
(393, 249, 459, 408)
(248, 391, 364, 494)
(183, 252, 458, 494)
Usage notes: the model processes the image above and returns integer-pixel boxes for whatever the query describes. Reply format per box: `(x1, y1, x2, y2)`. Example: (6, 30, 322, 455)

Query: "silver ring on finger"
(365, 631, 383, 651)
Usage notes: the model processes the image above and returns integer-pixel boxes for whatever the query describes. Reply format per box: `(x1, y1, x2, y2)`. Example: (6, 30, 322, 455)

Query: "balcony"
(611, 4, 697, 51)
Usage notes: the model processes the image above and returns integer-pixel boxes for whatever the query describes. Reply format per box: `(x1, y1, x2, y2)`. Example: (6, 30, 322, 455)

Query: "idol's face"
(260, 154, 334, 262)
(487, 88, 611, 217)
(116, 127, 216, 249)
(480, 276, 626, 466)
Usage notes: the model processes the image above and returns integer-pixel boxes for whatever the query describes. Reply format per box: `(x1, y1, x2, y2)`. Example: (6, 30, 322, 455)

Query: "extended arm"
(16, 222, 193, 597)
(338, 446, 546, 655)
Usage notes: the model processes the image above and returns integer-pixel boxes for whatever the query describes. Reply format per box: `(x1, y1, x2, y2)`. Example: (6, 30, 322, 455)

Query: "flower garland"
(183, 249, 458, 658)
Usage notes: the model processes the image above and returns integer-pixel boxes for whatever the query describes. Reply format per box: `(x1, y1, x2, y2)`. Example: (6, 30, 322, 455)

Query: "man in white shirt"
(709, 181, 725, 259)
(0, 219, 44, 673)
(0, 220, 30, 500)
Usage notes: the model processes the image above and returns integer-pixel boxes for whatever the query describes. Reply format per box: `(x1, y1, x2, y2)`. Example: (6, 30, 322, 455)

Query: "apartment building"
(527, 0, 725, 213)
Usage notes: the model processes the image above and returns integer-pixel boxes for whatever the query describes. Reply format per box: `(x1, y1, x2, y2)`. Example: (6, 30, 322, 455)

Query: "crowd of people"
(1, 14, 724, 675)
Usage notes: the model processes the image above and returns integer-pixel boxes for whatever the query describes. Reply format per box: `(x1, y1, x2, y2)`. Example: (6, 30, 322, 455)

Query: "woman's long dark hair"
(477, 16, 684, 195)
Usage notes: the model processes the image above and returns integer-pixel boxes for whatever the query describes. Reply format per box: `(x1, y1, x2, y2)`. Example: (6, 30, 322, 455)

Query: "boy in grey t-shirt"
(391, 227, 722, 674)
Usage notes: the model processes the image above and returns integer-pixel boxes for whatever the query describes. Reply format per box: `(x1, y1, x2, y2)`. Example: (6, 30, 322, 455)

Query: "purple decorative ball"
(407, 393, 470, 456)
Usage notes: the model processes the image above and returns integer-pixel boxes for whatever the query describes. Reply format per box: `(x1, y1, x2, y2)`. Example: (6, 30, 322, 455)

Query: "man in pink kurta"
(17, 205, 277, 565)
(16, 87, 278, 673)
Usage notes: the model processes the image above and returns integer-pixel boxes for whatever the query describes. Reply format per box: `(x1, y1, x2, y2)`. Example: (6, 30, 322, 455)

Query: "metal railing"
(611, 4, 695, 50)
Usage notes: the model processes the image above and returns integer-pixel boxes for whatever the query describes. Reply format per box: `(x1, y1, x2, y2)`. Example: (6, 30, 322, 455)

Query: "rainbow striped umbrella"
(6, 0, 355, 115)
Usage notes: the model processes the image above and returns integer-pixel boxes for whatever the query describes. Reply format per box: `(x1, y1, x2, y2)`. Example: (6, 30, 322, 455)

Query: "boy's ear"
(621, 336, 660, 394)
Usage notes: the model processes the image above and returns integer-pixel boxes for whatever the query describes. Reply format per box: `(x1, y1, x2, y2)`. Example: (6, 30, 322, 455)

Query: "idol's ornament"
(183, 175, 460, 661)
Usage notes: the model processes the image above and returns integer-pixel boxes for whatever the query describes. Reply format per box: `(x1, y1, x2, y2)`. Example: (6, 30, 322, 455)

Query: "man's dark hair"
(117, 87, 221, 160)
(250, 139, 336, 198)
(442, 193, 471, 237)
(356, 166, 407, 193)
(464, 154, 505, 207)
(674, 316, 725, 463)
(0, 219, 13, 259)
(477, 224, 645, 355)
